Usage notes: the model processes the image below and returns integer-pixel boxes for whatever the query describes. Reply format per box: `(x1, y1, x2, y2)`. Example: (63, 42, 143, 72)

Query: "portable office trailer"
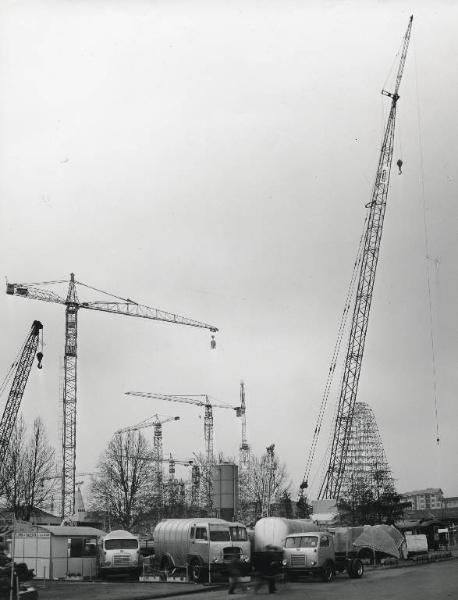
(13, 524, 105, 579)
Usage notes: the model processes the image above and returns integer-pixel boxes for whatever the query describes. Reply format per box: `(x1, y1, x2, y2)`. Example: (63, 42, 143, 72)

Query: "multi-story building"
(402, 488, 444, 511)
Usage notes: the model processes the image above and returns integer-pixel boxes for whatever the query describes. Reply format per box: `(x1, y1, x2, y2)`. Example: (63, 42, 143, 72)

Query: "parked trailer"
(98, 530, 142, 578)
(283, 530, 364, 582)
(153, 518, 250, 583)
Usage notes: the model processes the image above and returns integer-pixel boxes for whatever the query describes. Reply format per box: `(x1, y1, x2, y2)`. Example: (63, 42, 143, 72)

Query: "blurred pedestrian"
(228, 555, 242, 594)
(254, 545, 283, 594)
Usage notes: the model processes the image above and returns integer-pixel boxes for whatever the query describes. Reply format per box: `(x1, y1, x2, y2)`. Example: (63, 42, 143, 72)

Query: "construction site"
(1, 2, 457, 599)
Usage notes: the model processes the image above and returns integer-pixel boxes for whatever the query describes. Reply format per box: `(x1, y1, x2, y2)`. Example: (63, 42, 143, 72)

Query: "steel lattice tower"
(339, 402, 395, 504)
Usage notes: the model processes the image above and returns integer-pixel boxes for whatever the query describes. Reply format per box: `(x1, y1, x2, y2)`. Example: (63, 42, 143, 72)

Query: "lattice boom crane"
(0, 320, 43, 478)
(6, 274, 218, 518)
(318, 16, 413, 500)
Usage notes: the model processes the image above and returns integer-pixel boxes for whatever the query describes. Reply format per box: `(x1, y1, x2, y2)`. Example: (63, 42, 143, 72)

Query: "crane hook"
(210, 335, 216, 350)
(36, 351, 43, 369)
(396, 159, 403, 174)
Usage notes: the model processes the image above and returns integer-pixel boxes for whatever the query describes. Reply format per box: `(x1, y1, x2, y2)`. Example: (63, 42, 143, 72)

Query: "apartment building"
(402, 488, 444, 511)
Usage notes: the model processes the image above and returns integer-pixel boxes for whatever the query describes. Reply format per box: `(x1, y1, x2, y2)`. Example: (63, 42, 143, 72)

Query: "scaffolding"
(340, 402, 395, 505)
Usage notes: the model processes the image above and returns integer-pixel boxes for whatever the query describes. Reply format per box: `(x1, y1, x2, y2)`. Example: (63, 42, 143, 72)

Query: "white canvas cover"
(353, 525, 405, 558)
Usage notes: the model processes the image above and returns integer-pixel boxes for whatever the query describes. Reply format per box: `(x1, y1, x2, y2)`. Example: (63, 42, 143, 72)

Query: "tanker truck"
(283, 528, 364, 582)
(153, 518, 250, 583)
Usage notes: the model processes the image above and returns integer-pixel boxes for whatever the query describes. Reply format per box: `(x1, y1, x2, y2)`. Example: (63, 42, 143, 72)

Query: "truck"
(98, 530, 142, 578)
(153, 518, 250, 583)
(283, 529, 364, 582)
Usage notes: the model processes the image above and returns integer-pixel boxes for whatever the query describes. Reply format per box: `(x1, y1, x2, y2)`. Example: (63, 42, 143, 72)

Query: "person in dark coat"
(228, 555, 243, 594)
(253, 545, 283, 594)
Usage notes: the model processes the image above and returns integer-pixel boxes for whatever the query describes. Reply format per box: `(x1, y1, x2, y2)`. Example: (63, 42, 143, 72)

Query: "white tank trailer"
(254, 517, 320, 552)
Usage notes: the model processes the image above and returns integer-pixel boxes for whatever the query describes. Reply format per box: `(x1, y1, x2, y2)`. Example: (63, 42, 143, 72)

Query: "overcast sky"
(1, 0, 457, 504)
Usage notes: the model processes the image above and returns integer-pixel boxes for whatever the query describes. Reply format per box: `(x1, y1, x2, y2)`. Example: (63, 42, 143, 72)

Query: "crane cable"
(414, 38, 440, 445)
(301, 209, 369, 492)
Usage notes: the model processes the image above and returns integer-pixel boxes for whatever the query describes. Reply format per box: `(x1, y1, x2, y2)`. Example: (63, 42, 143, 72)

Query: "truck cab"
(283, 532, 334, 580)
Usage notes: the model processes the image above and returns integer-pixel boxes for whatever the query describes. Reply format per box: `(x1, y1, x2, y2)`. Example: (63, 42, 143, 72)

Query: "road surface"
(36, 559, 458, 600)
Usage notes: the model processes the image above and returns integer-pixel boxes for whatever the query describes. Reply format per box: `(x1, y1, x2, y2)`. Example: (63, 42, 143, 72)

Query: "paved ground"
(27, 555, 458, 600)
(163, 560, 458, 600)
(32, 580, 221, 600)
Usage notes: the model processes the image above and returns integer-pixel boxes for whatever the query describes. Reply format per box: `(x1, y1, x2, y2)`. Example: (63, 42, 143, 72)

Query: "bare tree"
(1, 415, 57, 520)
(90, 431, 153, 530)
(240, 446, 290, 523)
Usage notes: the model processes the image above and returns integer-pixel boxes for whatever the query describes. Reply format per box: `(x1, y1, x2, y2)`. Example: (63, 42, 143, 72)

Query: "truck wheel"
(189, 559, 206, 583)
(347, 558, 364, 579)
(321, 561, 334, 583)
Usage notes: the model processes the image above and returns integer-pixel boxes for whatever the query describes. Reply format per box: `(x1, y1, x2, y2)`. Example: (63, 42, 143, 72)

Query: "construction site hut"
(12, 523, 105, 579)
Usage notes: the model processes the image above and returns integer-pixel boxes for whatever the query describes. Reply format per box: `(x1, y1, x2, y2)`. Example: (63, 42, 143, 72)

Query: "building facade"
(402, 488, 444, 511)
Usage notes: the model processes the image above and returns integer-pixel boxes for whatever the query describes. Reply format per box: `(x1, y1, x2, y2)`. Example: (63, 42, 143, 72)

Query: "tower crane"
(116, 414, 180, 506)
(303, 16, 413, 501)
(6, 274, 218, 518)
(238, 381, 250, 468)
(134, 453, 196, 507)
(0, 320, 43, 480)
(125, 391, 241, 465)
(262, 444, 276, 517)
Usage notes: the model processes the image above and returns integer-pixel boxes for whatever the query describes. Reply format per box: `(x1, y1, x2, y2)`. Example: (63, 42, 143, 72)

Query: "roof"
(311, 512, 340, 524)
(37, 525, 106, 537)
(104, 530, 137, 539)
(402, 488, 443, 496)
(286, 532, 322, 538)
(396, 519, 445, 529)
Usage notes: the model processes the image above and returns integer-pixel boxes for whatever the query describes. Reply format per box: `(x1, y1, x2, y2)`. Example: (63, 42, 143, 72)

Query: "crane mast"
(6, 273, 218, 518)
(319, 16, 413, 500)
(239, 381, 250, 466)
(0, 320, 43, 479)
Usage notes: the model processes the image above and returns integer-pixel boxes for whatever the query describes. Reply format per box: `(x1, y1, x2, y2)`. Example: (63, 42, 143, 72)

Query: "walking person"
(254, 545, 283, 594)
(228, 555, 242, 594)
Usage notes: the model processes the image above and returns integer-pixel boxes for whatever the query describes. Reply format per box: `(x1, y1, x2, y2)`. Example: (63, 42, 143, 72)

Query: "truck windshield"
(285, 536, 318, 548)
(209, 530, 230, 542)
(105, 539, 138, 550)
(230, 527, 248, 541)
